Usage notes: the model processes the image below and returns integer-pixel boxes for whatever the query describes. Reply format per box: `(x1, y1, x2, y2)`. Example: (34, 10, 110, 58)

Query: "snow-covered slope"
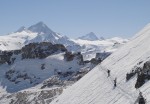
(51, 24, 150, 104)
(0, 50, 94, 93)
(0, 53, 70, 92)
(0, 31, 37, 50)
(0, 41, 97, 104)
(78, 32, 100, 41)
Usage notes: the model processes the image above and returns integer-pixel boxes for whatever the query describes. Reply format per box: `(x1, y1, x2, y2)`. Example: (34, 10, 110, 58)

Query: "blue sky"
(0, 0, 150, 38)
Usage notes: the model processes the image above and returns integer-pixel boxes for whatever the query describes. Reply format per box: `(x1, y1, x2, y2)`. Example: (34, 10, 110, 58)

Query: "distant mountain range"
(78, 32, 103, 41)
(0, 22, 78, 51)
(0, 21, 129, 104)
(0, 21, 128, 60)
(78, 32, 105, 41)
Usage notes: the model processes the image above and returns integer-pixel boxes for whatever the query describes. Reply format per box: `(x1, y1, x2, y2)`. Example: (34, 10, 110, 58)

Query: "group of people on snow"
(106, 69, 146, 104)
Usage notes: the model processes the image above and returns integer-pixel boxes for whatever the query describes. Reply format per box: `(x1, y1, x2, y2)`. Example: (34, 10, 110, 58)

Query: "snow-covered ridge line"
(0, 21, 128, 61)
(50, 23, 150, 104)
(77, 32, 100, 41)
(0, 21, 77, 51)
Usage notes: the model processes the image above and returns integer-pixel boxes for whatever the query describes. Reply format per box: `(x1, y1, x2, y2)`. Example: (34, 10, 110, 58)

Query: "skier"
(134, 92, 146, 104)
(114, 78, 117, 88)
(107, 69, 110, 77)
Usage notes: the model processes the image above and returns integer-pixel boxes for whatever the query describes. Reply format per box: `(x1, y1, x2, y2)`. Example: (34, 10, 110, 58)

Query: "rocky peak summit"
(16, 26, 27, 32)
(78, 32, 99, 41)
(28, 21, 54, 34)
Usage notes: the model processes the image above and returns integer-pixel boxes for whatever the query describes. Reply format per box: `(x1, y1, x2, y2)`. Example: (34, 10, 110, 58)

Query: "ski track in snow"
(50, 24, 150, 104)
(99, 65, 136, 104)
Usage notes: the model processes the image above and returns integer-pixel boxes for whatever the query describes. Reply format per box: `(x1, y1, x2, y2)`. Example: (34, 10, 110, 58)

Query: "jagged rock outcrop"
(64, 52, 84, 65)
(135, 61, 150, 88)
(0, 51, 13, 64)
(5, 69, 39, 85)
(95, 52, 111, 61)
(0, 42, 67, 64)
(125, 60, 150, 88)
(1, 88, 63, 104)
(0, 50, 21, 65)
(72, 70, 89, 81)
(90, 58, 101, 65)
(41, 76, 64, 89)
(126, 70, 136, 81)
(64, 52, 75, 61)
(143, 61, 150, 72)
(21, 42, 67, 59)
(87, 52, 111, 65)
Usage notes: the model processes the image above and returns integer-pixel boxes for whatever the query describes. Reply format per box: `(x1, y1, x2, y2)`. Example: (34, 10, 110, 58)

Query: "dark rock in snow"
(21, 42, 67, 59)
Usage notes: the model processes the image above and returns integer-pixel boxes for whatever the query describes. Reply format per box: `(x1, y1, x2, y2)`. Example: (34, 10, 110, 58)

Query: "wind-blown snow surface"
(51, 24, 150, 104)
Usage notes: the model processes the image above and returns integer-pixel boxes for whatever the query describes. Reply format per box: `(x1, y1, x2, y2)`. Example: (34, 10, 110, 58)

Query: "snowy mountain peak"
(16, 26, 27, 32)
(88, 32, 95, 35)
(78, 32, 99, 41)
(28, 21, 54, 34)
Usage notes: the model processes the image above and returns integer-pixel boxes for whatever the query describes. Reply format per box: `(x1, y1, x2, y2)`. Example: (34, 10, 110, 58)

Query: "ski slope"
(51, 24, 150, 104)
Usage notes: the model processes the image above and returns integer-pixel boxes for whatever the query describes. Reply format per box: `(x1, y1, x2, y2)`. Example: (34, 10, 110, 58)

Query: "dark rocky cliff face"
(2, 87, 63, 104)
(0, 51, 14, 65)
(64, 52, 84, 65)
(125, 60, 150, 88)
(21, 42, 67, 59)
(0, 42, 67, 64)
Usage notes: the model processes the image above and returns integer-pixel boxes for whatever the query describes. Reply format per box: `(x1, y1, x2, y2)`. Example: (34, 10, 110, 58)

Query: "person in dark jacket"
(107, 69, 110, 77)
(114, 78, 117, 87)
